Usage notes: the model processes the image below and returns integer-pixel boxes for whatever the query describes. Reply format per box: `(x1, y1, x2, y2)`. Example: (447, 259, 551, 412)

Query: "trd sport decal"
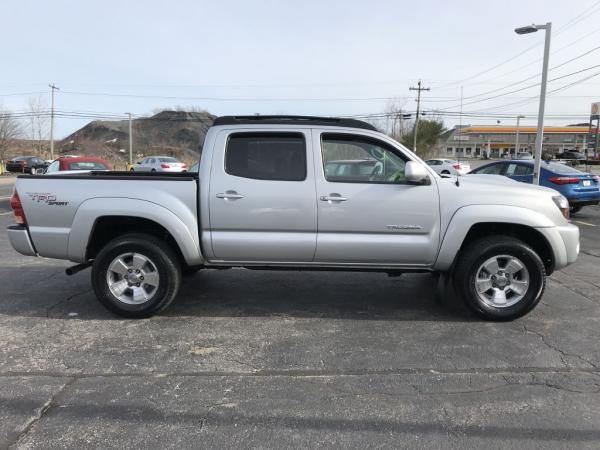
(26, 193, 69, 206)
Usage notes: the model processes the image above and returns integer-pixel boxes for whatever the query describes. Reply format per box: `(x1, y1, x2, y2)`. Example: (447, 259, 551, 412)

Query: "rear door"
(312, 130, 440, 265)
(505, 162, 533, 184)
(208, 129, 317, 262)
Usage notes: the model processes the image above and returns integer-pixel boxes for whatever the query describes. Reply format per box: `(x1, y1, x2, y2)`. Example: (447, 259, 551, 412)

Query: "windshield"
(543, 162, 584, 175)
(158, 157, 179, 163)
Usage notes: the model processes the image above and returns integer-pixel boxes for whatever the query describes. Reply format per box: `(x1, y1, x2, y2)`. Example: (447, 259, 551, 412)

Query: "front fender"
(67, 198, 203, 265)
(434, 204, 556, 271)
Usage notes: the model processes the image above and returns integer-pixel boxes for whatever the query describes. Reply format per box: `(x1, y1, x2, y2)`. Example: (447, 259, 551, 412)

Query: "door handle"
(216, 191, 245, 200)
(320, 194, 348, 202)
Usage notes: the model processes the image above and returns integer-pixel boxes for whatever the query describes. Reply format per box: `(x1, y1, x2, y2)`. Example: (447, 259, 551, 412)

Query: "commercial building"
(439, 125, 590, 158)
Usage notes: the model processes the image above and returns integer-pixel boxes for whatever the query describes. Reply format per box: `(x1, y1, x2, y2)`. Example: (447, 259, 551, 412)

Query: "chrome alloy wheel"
(106, 252, 160, 304)
(474, 254, 530, 308)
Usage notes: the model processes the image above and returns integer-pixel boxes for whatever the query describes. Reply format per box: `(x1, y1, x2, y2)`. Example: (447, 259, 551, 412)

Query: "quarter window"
(321, 134, 408, 184)
(225, 133, 306, 181)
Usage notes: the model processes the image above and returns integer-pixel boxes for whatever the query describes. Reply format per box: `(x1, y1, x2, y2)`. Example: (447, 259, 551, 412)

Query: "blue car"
(469, 160, 600, 214)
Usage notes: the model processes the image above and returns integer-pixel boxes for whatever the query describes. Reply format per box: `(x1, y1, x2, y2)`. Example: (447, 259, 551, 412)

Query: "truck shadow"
(165, 269, 471, 322)
(0, 266, 472, 322)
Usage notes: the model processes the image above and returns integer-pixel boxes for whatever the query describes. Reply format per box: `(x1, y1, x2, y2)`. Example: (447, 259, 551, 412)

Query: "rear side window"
(506, 163, 533, 176)
(68, 161, 109, 170)
(225, 133, 306, 181)
(473, 163, 505, 175)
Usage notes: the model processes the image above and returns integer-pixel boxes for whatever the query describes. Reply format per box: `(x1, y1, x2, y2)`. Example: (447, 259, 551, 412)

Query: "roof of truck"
(213, 115, 377, 131)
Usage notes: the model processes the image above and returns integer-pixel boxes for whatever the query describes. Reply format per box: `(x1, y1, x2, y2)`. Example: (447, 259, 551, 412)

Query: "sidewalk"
(0, 175, 16, 186)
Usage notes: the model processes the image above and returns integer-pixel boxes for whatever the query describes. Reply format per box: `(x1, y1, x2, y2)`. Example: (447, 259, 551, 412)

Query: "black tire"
(151, 168, 157, 173)
(130, 167, 135, 172)
(91, 233, 181, 318)
(570, 205, 582, 215)
(453, 235, 545, 321)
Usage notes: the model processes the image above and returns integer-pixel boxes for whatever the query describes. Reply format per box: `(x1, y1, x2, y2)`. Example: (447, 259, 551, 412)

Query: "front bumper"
(537, 223, 580, 272)
(7, 225, 37, 256)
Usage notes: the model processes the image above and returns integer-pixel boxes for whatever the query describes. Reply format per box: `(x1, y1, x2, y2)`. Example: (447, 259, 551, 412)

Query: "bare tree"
(27, 96, 49, 154)
(0, 108, 23, 163)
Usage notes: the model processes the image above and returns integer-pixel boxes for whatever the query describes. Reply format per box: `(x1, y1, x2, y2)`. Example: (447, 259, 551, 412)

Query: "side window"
(321, 134, 407, 184)
(474, 163, 505, 175)
(148, 158, 154, 164)
(225, 133, 306, 181)
(46, 161, 59, 173)
(514, 164, 533, 176)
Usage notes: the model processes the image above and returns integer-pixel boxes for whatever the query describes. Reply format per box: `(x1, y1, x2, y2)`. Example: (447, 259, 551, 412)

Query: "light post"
(515, 114, 525, 156)
(515, 22, 552, 185)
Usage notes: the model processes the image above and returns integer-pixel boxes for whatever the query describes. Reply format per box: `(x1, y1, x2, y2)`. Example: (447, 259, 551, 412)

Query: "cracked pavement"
(1, 180, 600, 449)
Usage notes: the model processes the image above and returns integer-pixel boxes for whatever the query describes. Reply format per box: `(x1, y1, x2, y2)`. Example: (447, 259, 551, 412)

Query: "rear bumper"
(537, 223, 580, 272)
(7, 225, 37, 257)
(566, 191, 600, 204)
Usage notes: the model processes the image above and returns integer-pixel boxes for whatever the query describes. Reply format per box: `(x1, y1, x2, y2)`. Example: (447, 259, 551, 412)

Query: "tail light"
(548, 176, 580, 185)
(160, 164, 170, 168)
(181, 164, 187, 169)
(10, 188, 27, 225)
(453, 164, 461, 170)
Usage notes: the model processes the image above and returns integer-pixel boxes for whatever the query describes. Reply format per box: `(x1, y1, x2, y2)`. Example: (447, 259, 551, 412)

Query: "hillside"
(59, 110, 216, 164)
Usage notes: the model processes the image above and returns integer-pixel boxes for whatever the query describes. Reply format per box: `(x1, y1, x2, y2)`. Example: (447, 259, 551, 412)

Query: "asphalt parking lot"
(1, 176, 600, 449)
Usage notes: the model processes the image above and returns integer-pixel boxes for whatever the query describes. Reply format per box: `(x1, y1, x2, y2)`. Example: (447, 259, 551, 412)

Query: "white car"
(131, 156, 188, 173)
(425, 159, 471, 176)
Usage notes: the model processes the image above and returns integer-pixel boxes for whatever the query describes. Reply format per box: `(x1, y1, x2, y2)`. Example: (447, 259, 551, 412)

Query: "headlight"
(552, 195, 569, 219)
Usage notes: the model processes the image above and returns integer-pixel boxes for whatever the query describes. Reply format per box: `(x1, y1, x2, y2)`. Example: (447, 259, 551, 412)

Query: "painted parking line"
(0, 196, 11, 200)
(574, 220, 597, 227)
(0, 211, 13, 216)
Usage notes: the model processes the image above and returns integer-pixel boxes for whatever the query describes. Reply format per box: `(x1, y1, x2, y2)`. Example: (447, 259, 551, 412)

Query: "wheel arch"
(67, 198, 203, 266)
(435, 205, 557, 275)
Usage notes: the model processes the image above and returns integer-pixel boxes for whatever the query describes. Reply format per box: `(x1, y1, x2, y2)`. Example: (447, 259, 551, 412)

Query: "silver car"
(425, 158, 471, 176)
(131, 156, 187, 173)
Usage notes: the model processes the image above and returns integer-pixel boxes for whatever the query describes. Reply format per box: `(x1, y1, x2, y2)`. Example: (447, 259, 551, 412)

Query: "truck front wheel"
(91, 233, 181, 318)
(453, 235, 546, 321)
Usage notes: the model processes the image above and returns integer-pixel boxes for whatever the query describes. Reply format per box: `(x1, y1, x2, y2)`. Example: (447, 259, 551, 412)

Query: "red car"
(45, 157, 113, 175)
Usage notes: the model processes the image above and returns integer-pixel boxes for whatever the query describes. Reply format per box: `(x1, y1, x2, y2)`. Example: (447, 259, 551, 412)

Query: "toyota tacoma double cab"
(7, 116, 579, 320)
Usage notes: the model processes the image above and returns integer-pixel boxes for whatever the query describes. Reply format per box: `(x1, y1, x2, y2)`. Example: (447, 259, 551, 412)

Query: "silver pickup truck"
(7, 116, 579, 320)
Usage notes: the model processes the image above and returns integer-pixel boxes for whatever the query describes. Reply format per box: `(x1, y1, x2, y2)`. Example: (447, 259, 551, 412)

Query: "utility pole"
(409, 80, 430, 153)
(127, 113, 133, 168)
(398, 110, 404, 140)
(515, 115, 525, 155)
(48, 84, 59, 160)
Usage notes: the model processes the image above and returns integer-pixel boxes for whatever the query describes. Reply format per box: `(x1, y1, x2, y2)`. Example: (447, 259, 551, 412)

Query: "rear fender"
(67, 198, 203, 265)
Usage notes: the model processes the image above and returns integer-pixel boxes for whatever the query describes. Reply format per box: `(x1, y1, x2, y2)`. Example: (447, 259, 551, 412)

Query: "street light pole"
(127, 113, 133, 168)
(515, 115, 525, 155)
(48, 84, 59, 160)
(515, 22, 551, 185)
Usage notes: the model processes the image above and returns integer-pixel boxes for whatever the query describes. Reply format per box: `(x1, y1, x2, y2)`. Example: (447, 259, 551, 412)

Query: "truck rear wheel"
(91, 233, 181, 318)
(453, 235, 546, 321)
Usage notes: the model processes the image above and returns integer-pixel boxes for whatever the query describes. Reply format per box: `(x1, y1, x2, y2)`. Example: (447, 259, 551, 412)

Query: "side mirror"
(405, 161, 429, 184)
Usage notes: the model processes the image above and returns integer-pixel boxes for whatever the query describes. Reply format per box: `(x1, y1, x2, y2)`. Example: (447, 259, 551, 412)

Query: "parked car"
(515, 152, 533, 160)
(556, 151, 586, 160)
(5, 156, 48, 174)
(8, 115, 579, 321)
(131, 156, 187, 172)
(45, 157, 112, 175)
(425, 159, 471, 175)
(468, 160, 600, 214)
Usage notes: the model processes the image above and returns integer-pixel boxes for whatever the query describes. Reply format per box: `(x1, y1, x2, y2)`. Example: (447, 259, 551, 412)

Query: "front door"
(313, 131, 440, 266)
(208, 129, 317, 262)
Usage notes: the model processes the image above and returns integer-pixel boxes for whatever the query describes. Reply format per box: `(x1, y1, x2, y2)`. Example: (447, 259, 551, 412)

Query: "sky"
(1, 0, 600, 138)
